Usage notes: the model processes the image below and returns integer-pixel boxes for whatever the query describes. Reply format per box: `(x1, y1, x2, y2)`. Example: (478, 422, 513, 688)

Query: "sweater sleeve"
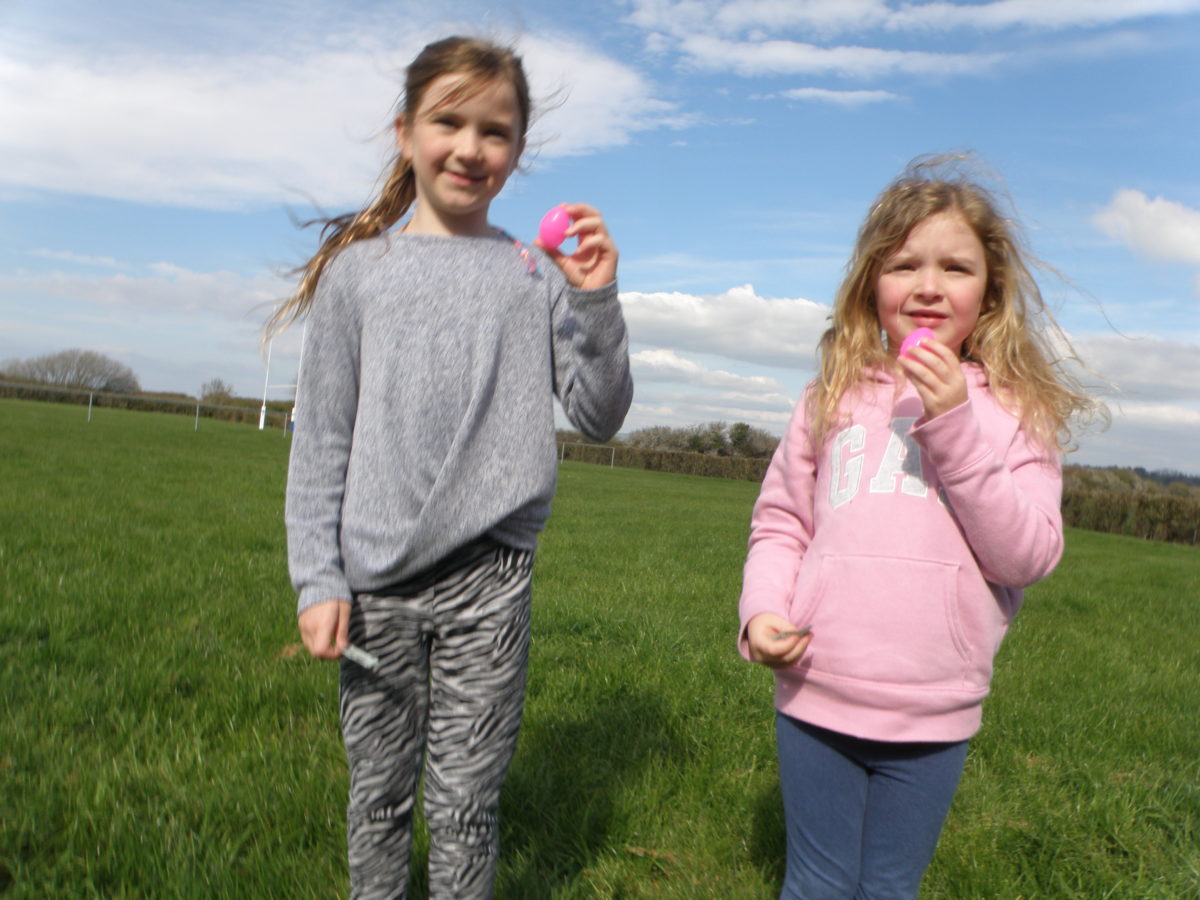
(551, 280, 633, 443)
(737, 396, 818, 658)
(285, 261, 362, 615)
(911, 399, 1063, 589)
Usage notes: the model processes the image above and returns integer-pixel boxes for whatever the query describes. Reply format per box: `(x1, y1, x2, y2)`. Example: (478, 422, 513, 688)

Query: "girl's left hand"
(898, 338, 968, 419)
(535, 202, 618, 290)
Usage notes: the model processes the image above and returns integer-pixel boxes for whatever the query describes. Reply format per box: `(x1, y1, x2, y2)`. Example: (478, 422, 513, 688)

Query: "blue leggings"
(776, 713, 968, 900)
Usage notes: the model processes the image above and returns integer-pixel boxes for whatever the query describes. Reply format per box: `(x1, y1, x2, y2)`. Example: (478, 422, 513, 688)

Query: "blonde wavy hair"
(808, 156, 1103, 454)
(263, 36, 532, 341)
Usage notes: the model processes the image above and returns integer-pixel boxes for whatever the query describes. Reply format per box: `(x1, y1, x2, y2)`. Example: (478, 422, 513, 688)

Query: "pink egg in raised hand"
(538, 205, 572, 250)
(899, 327, 937, 359)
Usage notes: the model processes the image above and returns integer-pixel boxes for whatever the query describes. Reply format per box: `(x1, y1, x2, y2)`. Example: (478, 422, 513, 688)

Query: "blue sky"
(2, 0, 1198, 472)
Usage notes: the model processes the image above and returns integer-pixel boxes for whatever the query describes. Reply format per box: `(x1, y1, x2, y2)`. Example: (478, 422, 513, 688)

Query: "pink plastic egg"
(538, 205, 572, 250)
(899, 327, 937, 358)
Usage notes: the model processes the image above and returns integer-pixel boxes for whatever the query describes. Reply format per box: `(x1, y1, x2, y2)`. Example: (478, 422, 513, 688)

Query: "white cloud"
(1073, 403, 1200, 472)
(626, 0, 891, 38)
(0, 49, 396, 209)
(626, 0, 1200, 37)
(625, 0, 1196, 87)
(674, 34, 1002, 78)
(1112, 403, 1200, 426)
(1092, 189, 1200, 267)
(638, 385, 794, 414)
(29, 249, 123, 268)
(1076, 333, 1200, 403)
(0, 256, 304, 398)
(0, 30, 677, 209)
(0, 265, 289, 323)
(520, 34, 690, 158)
(620, 284, 829, 369)
(779, 87, 902, 106)
(632, 347, 791, 397)
(886, 0, 1200, 32)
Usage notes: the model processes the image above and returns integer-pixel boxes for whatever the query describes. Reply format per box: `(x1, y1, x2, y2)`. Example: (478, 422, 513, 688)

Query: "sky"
(2, 0, 1198, 473)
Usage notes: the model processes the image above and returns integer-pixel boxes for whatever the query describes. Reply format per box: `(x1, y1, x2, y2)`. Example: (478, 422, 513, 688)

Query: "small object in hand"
(342, 644, 381, 670)
(773, 625, 812, 641)
(538, 205, 572, 250)
(899, 327, 937, 359)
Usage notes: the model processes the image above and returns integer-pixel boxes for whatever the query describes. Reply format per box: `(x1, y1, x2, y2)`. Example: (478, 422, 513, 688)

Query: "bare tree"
(200, 378, 235, 404)
(4, 349, 140, 393)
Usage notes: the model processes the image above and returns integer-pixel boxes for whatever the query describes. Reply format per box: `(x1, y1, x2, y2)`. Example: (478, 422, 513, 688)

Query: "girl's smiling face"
(397, 73, 525, 236)
(875, 210, 988, 357)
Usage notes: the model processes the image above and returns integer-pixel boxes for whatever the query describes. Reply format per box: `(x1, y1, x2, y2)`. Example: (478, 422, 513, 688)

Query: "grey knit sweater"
(285, 231, 633, 614)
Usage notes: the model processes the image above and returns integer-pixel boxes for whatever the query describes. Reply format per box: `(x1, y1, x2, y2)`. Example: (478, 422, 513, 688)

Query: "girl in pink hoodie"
(739, 158, 1100, 899)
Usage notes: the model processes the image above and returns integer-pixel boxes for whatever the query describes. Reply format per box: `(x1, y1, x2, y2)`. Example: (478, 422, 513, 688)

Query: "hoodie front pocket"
(795, 554, 970, 686)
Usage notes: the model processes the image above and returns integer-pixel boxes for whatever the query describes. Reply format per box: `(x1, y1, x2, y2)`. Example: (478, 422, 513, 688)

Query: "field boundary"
(560, 438, 1200, 546)
(4, 392, 1195, 545)
(0, 380, 292, 431)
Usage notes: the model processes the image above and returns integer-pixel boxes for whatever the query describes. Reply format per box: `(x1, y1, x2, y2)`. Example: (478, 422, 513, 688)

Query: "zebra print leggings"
(339, 539, 534, 899)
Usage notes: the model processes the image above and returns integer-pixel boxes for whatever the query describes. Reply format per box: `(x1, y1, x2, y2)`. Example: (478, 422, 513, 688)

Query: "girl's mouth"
(445, 170, 483, 187)
(908, 313, 946, 328)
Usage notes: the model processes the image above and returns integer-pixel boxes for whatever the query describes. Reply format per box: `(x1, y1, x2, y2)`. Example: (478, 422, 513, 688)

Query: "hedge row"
(8, 385, 1194, 547)
(0, 382, 292, 428)
(1061, 489, 1199, 546)
(560, 443, 770, 482)
(561, 443, 1199, 546)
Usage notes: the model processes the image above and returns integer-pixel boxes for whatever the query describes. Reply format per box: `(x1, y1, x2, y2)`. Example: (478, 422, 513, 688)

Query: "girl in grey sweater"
(264, 36, 632, 899)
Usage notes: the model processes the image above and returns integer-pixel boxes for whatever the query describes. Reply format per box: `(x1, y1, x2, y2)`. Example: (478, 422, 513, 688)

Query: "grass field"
(1, 398, 1197, 898)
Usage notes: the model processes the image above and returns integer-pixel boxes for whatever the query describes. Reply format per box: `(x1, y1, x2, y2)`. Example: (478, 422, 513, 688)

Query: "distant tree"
(728, 422, 752, 455)
(687, 421, 729, 455)
(200, 378, 235, 404)
(734, 423, 779, 458)
(626, 425, 687, 452)
(727, 421, 778, 457)
(4, 349, 140, 393)
(627, 421, 779, 458)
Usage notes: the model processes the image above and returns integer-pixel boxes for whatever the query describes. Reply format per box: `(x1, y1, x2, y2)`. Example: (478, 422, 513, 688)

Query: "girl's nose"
(915, 267, 942, 298)
(454, 129, 483, 160)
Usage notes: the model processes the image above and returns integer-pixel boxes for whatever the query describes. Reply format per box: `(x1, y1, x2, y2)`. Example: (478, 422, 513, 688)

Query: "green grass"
(1, 398, 1197, 898)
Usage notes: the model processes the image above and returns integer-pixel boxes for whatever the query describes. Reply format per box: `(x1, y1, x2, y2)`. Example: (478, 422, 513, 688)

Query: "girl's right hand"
(746, 612, 812, 669)
(298, 599, 351, 660)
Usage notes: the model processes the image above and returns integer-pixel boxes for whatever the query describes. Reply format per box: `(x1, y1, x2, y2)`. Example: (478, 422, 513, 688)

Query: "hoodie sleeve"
(551, 279, 634, 443)
(737, 395, 819, 658)
(911, 397, 1063, 589)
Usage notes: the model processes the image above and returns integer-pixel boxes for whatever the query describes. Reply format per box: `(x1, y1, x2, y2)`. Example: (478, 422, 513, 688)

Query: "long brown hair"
(808, 156, 1103, 453)
(263, 36, 532, 341)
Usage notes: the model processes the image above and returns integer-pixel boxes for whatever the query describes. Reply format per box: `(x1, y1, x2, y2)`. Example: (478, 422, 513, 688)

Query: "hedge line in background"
(561, 442, 771, 482)
(562, 443, 1200, 546)
(4, 387, 1194, 547)
(1061, 489, 1199, 546)
(0, 382, 291, 427)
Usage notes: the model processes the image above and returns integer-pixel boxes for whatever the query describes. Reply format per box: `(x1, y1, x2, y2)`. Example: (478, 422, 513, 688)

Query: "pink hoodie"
(739, 364, 1062, 742)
